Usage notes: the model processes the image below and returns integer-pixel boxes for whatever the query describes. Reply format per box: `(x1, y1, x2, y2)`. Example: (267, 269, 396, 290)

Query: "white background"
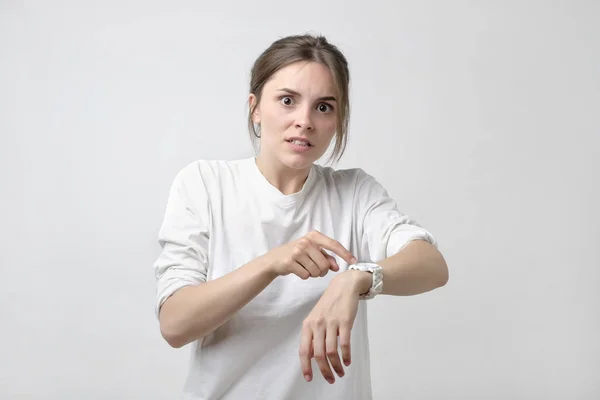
(1, 1, 599, 399)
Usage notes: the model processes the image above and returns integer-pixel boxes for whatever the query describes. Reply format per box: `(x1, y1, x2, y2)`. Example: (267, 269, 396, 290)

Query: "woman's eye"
(281, 97, 293, 106)
(318, 103, 333, 112)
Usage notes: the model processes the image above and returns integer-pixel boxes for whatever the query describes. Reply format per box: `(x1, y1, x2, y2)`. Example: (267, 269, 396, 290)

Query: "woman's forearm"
(375, 239, 448, 296)
(158, 255, 277, 348)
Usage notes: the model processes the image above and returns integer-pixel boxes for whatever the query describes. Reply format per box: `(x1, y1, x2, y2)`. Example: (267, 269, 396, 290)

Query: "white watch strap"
(348, 263, 383, 300)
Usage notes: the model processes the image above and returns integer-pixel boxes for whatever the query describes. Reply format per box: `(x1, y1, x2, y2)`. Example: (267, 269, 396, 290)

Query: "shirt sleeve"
(153, 163, 210, 319)
(354, 169, 437, 262)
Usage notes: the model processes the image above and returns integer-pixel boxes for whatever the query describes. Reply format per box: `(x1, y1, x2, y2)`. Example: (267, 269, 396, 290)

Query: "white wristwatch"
(348, 262, 383, 300)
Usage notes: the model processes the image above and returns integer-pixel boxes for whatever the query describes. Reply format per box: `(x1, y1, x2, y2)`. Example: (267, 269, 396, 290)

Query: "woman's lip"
(287, 140, 313, 152)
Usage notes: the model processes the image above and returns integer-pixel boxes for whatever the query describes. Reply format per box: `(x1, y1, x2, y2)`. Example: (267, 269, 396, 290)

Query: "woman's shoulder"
(312, 163, 374, 189)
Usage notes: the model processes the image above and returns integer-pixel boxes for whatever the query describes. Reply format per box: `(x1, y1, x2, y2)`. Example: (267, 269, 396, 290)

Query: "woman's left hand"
(298, 270, 370, 384)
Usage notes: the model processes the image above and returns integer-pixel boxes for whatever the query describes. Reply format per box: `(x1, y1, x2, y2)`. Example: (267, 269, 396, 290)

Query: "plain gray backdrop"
(1, 1, 598, 399)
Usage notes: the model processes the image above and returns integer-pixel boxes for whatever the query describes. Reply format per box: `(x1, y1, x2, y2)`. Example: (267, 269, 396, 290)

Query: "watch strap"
(348, 262, 383, 300)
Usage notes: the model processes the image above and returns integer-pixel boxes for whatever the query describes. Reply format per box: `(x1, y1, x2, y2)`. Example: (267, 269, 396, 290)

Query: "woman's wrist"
(336, 269, 372, 296)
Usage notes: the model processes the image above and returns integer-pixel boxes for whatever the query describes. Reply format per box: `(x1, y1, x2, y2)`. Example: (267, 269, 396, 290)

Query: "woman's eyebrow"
(277, 88, 337, 102)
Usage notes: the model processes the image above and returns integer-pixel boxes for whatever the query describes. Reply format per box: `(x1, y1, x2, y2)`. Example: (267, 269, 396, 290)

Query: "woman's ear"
(248, 94, 260, 124)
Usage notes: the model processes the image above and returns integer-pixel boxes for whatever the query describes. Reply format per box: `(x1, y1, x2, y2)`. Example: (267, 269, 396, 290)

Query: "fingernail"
(327, 378, 335, 384)
(304, 375, 311, 382)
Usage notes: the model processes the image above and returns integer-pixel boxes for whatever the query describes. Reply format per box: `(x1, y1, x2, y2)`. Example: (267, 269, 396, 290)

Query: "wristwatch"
(348, 262, 383, 300)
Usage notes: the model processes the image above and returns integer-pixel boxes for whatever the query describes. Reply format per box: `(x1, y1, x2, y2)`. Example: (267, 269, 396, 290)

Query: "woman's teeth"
(290, 140, 309, 147)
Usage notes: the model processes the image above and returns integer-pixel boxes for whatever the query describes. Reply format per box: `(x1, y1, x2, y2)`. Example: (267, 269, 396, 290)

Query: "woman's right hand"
(263, 230, 358, 280)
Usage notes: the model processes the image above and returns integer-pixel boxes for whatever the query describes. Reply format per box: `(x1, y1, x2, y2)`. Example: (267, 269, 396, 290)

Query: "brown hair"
(248, 34, 350, 164)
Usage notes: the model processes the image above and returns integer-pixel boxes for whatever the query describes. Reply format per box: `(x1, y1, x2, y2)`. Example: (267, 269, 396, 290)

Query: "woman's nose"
(294, 107, 314, 130)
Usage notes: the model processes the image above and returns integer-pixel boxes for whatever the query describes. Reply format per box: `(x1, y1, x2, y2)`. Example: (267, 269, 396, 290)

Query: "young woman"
(154, 34, 448, 400)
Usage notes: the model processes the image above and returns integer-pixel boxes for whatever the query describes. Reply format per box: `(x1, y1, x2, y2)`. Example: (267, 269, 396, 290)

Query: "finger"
(306, 246, 335, 276)
(325, 254, 340, 272)
(339, 323, 352, 367)
(299, 325, 313, 382)
(297, 254, 321, 278)
(326, 324, 344, 378)
(313, 323, 335, 384)
(292, 261, 310, 280)
(310, 232, 357, 265)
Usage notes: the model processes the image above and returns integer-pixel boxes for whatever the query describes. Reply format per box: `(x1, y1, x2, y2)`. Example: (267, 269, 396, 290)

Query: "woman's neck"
(255, 155, 311, 195)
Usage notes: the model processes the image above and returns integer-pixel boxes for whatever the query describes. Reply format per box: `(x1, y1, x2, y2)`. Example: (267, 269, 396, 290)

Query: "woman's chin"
(279, 152, 318, 170)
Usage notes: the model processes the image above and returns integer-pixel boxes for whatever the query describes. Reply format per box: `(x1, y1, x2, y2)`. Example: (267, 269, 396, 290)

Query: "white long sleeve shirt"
(153, 157, 437, 400)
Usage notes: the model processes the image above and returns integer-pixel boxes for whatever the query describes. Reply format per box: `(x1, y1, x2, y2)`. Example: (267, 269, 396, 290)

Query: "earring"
(253, 123, 261, 138)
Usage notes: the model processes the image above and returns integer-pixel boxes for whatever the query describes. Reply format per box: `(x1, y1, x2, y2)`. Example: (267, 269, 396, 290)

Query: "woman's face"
(250, 61, 338, 171)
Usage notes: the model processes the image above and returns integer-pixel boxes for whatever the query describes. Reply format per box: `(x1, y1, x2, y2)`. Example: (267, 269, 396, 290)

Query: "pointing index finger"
(312, 233, 357, 265)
